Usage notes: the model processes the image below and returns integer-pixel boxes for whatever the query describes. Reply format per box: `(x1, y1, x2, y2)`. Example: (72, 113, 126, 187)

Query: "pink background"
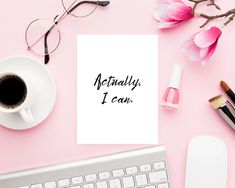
(0, 0, 234, 188)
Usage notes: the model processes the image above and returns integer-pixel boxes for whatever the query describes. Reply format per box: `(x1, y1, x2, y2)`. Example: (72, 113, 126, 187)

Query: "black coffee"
(0, 74, 27, 109)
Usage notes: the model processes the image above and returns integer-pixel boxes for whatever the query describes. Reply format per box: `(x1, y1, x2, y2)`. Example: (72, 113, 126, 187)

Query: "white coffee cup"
(0, 72, 35, 124)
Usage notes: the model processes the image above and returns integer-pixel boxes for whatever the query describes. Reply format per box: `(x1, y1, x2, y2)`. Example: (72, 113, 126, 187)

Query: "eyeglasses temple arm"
(68, 1, 110, 14)
(43, 24, 56, 64)
(44, 32, 50, 64)
(97, 1, 110, 6)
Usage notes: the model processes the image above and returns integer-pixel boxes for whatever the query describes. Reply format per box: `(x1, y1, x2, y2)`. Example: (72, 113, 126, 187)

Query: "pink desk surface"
(0, 0, 234, 188)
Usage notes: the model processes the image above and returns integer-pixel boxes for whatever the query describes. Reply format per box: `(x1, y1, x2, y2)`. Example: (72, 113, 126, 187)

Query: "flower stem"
(188, 0, 221, 12)
(199, 9, 235, 28)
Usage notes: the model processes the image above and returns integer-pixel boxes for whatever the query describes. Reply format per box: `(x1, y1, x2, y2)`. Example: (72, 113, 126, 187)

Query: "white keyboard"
(0, 146, 170, 188)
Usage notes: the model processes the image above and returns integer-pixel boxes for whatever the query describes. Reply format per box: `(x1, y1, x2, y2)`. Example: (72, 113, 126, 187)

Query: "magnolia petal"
(167, 2, 193, 21)
(158, 20, 180, 29)
(157, 0, 180, 3)
(153, 4, 173, 21)
(182, 38, 201, 61)
(199, 47, 209, 59)
(201, 40, 218, 65)
(166, 0, 181, 2)
(194, 27, 222, 48)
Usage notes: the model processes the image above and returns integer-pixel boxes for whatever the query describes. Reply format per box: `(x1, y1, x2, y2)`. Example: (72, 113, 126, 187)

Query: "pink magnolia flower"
(153, 0, 194, 29)
(182, 26, 222, 65)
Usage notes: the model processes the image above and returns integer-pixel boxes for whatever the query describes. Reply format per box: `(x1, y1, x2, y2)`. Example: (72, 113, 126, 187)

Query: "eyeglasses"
(25, 0, 110, 64)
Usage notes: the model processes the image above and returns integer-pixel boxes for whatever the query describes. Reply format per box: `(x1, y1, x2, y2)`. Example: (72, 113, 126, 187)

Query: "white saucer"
(0, 56, 56, 130)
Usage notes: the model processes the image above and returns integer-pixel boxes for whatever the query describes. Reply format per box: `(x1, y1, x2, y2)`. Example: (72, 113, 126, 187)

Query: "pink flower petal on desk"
(199, 47, 209, 59)
(166, 0, 181, 2)
(153, 5, 172, 21)
(158, 20, 180, 29)
(154, 0, 193, 29)
(182, 26, 221, 65)
(157, 0, 180, 4)
(201, 41, 218, 65)
(194, 27, 221, 48)
(182, 37, 201, 61)
(167, 2, 193, 20)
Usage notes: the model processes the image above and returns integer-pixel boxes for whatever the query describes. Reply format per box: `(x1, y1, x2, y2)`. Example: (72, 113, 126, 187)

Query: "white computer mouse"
(185, 135, 228, 188)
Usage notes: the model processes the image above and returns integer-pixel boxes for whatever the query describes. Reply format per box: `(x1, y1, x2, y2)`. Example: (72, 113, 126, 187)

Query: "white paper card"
(77, 35, 158, 144)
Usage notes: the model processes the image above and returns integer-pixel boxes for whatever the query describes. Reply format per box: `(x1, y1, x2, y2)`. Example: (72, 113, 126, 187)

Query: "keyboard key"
(83, 184, 95, 188)
(71, 186, 81, 188)
(72, 176, 84, 184)
(31, 184, 43, 188)
(58, 179, 70, 187)
(96, 181, 108, 188)
(149, 171, 168, 183)
(136, 174, 148, 186)
(153, 162, 166, 170)
(140, 164, 151, 172)
(158, 183, 169, 188)
(145, 186, 155, 188)
(126, 167, 138, 175)
(99, 172, 111, 179)
(123, 177, 134, 188)
(44, 181, 56, 188)
(110, 179, 121, 188)
(85, 174, 97, 182)
(112, 169, 124, 177)
(18, 186, 29, 188)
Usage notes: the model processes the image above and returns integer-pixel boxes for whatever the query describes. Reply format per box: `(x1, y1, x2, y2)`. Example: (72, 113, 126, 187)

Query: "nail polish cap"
(168, 64, 182, 89)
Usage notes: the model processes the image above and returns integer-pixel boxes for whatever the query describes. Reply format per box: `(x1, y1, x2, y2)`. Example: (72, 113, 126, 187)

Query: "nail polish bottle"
(162, 64, 182, 111)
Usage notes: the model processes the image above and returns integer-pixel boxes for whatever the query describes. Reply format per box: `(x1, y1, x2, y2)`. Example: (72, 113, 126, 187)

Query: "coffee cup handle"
(20, 108, 34, 124)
